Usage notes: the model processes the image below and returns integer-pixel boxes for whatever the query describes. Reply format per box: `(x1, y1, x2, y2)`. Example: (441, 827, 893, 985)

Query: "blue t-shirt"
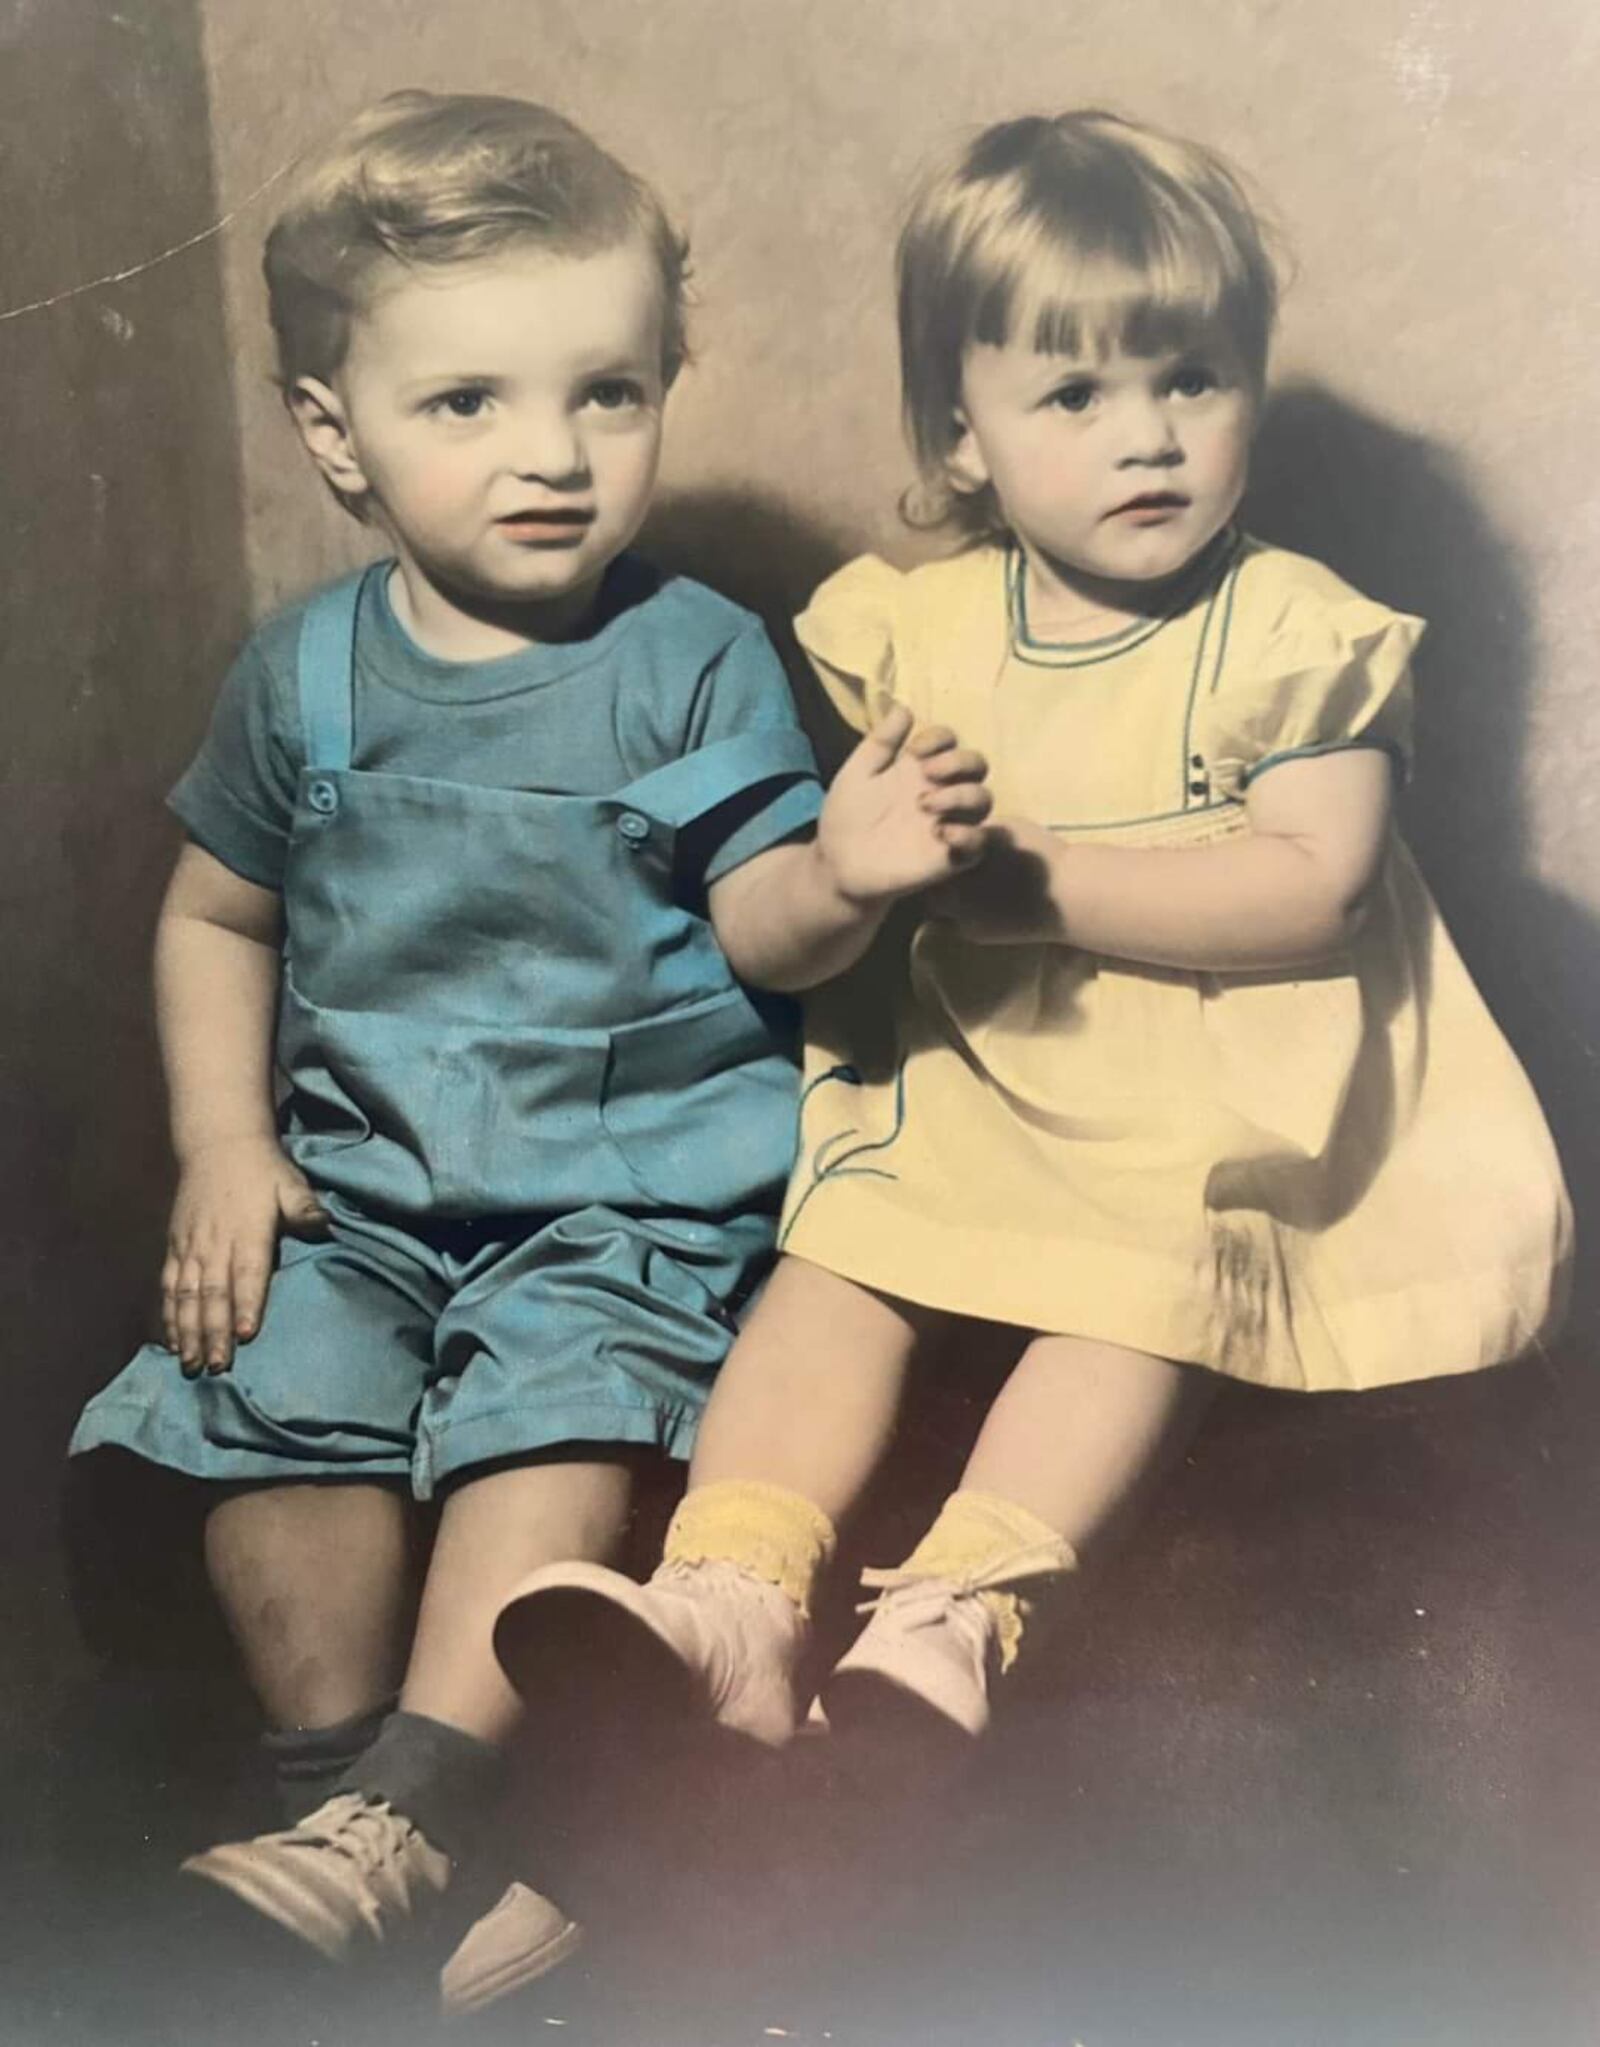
(171, 554, 822, 894)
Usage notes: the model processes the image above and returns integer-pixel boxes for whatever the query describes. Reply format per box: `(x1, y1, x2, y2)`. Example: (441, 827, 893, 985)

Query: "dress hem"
(779, 1209, 1564, 1394)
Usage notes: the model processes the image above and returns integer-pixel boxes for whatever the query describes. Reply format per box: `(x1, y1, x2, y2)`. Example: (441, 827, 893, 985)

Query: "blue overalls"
(72, 568, 817, 1495)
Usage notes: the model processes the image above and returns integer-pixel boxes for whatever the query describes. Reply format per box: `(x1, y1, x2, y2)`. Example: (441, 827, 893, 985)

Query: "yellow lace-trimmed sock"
(663, 1480, 837, 1618)
(897, 1489, 1077, 1672)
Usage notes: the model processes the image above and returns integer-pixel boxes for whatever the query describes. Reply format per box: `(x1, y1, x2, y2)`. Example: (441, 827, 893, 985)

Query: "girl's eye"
(430, 388, 490, 420)
(1049, 381, 1096, 414)
(1170, 365, 1218, 399)
(587, 379, 644, 412)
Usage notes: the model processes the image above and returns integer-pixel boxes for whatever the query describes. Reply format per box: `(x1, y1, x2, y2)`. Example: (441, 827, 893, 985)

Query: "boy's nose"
(508, 412, 588, 486)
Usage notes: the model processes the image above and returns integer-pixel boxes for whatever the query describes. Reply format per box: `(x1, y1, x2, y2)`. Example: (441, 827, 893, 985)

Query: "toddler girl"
(493, 110, 1570, 1756)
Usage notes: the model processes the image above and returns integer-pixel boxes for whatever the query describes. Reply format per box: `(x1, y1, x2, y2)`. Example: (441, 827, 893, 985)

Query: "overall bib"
(73, 568, 813, 1493)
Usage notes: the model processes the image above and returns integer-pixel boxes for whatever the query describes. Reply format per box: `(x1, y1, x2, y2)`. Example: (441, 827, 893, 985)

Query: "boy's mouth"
(495, 507, 595, 543)
(1106, 491, 1189, 520)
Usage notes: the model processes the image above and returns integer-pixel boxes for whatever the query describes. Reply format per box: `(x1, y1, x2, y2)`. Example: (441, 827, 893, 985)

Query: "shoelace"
(853, 1535, 1075, 1618)
(290, 1795, 409, 1874)
(655, 1558, 714, 1588)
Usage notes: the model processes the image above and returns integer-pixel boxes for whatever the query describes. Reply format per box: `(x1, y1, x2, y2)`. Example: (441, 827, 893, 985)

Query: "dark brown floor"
(14, 1351, 1598, 2047)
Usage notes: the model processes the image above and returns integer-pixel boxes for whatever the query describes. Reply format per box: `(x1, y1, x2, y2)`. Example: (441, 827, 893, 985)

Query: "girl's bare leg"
(688, 1255, 937, 1523)
(959, 1332, 1213, 1552)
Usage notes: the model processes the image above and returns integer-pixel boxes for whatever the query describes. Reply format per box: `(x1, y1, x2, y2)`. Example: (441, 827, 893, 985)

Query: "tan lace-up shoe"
(180, 1792, 451, 1961)
(494, 1556, 807, 1747)
(439, 1880, 584, 2018)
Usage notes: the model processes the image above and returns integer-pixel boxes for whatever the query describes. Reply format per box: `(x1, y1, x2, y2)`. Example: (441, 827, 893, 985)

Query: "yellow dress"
(778, 535, 1571, 1391)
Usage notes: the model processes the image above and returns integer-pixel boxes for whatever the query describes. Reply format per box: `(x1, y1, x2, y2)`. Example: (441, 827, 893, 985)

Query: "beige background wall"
(3, 4, 1597, 2035)
(200, 0, 1600, 1266)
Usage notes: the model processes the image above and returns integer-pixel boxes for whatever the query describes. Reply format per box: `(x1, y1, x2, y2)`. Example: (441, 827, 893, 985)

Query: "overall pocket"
(278, 976, 639, 1217)
(601, 987, 800, 1214)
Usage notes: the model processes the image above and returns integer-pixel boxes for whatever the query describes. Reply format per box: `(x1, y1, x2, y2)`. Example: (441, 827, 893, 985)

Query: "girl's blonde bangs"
(966, 205, 1265, 374)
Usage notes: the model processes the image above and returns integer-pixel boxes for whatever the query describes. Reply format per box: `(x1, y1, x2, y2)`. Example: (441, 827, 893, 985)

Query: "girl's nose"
(1115, 396, 1183, 466)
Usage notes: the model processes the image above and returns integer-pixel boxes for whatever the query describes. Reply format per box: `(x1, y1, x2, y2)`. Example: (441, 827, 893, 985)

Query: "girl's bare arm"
(930, 747, 1392, 972)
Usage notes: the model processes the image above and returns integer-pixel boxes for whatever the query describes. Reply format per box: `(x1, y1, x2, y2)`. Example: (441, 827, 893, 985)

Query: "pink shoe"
(494, 1557, 807, 1748)
(821, 1539, 1072, 1739)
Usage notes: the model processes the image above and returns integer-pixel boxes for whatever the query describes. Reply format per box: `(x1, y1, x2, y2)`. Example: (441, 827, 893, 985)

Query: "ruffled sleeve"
(1202, 583, 1424, 800)
(793, 555, 907, 735)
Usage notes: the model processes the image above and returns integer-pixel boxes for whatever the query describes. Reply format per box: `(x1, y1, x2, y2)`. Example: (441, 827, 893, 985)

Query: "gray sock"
(261, 1697, 398, 1826)
(331, 1708, 504, 1864)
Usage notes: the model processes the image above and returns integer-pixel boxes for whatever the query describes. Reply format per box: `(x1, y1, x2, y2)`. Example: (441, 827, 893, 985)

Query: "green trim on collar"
(1007, 527, 1242, 671)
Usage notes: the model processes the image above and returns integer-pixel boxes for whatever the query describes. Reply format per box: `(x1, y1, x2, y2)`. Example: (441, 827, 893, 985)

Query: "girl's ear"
(287, 378, 371, 503)
(944, 408, 991, 497)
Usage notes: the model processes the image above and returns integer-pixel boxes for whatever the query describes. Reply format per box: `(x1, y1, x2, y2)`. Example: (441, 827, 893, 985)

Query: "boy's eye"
(1048, 380, 1097, 414)
(429, 388, 491, 419)
(1170, 365, 1218, 399)
(586, 378, 645, 412)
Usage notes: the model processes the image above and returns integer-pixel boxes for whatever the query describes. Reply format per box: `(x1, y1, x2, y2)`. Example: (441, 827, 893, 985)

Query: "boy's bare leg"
(959, 1332, 1214, 1552)
(205, 1482, 415, 1729)
(688, 1255, 933, 1521)
(401, 1458, 635, 1743)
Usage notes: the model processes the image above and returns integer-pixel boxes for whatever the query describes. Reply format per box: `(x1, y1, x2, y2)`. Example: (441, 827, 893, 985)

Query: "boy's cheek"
(391, 470, 475, 524)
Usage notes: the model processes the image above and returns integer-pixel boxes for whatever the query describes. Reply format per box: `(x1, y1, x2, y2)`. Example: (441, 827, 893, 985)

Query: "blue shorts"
(70, 1198, 770, 1498)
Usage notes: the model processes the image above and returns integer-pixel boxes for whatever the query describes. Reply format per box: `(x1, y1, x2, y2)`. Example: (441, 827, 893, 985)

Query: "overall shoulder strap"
(296, 567, 378, 771)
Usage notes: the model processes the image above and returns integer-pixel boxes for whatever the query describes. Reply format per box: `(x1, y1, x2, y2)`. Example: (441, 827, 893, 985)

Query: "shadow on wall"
(1250, 382, 1597, 1346)
(641, 488, 858, 763)
(0, 0, 250, 1702)
(2, 0, 253, 2033)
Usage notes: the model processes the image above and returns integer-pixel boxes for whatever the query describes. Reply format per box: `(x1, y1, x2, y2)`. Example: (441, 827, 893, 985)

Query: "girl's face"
(949, 324, 1256, 615)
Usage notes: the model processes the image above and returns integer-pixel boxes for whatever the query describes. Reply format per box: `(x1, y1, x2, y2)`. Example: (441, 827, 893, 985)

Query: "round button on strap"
(616, 811, 650, 843)
(307, 778, 339, 815)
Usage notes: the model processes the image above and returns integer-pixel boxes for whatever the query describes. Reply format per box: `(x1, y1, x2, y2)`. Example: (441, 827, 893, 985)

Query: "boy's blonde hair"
(897, 110, 1279, 538)
(264, 90, 691, 390)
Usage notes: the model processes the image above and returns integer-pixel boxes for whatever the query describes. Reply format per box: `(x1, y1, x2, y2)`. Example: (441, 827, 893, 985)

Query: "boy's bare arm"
(708, 709, 992, 993)
(156, 843, 327, 1374)
(158, 842, 284, 1157)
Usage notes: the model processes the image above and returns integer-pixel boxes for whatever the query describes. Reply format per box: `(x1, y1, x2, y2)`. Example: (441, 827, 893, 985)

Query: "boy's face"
(295, 240, 668, 650)
(949, 327, 1255, 607)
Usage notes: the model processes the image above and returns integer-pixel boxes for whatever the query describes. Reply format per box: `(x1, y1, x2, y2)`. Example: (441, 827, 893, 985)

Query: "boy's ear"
(944, 408, 990, 497)
(287, 377, 371, 503)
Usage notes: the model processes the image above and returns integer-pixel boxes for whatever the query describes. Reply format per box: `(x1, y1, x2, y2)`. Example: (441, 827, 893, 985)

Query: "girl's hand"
(924, 816, 1066, 943)
(161, 1137, 329, 1376)
(818, 705, 993, 907)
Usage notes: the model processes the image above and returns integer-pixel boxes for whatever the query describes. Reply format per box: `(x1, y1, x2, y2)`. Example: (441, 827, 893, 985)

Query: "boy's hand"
(818, 705, 992, 908)
(162, 1137, 329, 1376)
(924, 817, 1066, 943)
